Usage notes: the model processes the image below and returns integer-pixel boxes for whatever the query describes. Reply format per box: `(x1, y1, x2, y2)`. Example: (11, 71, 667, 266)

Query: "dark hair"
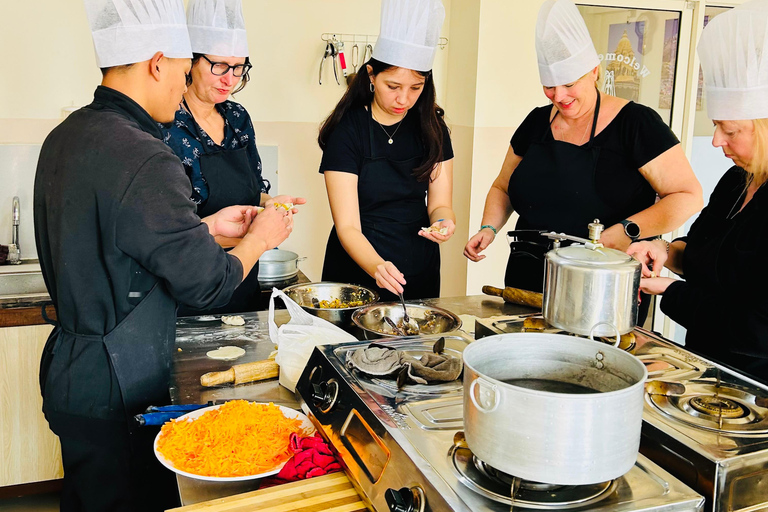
(318, 58, 448, 182)
(100, 63, 134, 77)
(190, 53, 251, 95)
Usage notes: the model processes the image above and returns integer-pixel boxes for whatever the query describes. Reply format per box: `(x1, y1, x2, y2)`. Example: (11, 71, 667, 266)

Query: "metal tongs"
(319, 40, 340, 85)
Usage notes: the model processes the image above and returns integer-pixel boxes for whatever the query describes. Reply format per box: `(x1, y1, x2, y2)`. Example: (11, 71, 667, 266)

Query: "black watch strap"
(620, 219, 641, 241)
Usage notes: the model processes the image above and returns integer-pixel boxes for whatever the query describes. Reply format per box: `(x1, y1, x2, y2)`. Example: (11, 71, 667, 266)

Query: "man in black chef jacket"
(33, 1, 295, 510)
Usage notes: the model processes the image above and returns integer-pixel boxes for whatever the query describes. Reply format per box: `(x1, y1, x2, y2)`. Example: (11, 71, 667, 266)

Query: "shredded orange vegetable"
(156, 400, 305, 477)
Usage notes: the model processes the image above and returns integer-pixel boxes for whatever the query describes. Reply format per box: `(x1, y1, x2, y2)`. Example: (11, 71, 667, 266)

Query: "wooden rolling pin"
(482, 285, 543, 309)
(200, 359, 279, 387)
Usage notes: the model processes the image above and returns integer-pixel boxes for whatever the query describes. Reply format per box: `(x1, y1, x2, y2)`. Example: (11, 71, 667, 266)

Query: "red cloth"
(260, 433, 343, 487)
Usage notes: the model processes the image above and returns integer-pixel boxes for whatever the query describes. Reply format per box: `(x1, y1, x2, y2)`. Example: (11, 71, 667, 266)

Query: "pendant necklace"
(373, 110, 407, 144)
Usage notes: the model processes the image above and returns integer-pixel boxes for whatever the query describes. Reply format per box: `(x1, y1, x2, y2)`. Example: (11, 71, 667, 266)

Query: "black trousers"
(59, 424, 179, 512)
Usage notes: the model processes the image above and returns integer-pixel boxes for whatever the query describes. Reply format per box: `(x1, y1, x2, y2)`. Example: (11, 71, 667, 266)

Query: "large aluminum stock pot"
(463, 333, 647, 485)
(543, 230, 641, 337)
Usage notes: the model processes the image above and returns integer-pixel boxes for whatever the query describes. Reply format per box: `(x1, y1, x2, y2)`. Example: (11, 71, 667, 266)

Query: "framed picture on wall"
(605, 21, 645, 101)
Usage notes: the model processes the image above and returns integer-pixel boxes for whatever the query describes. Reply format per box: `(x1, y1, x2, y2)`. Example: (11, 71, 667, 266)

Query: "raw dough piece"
(422, 226, 448, 235)
(206, 346, 246, 361)
(221, 315, 245, 326)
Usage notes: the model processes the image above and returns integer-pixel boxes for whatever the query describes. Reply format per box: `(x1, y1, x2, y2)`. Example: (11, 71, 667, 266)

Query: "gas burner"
(646, 379, 768, 434)
(688, 395, 746, 419)
(450, 436, 616, 509)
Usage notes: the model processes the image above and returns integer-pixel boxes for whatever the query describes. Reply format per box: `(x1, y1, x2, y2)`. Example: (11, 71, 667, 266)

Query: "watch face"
(624, 221, 641, 238)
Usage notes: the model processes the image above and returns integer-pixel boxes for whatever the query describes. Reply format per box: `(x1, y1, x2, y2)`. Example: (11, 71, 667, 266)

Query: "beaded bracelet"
(480, 225, 498, 236)
(655, 236, 670, 254)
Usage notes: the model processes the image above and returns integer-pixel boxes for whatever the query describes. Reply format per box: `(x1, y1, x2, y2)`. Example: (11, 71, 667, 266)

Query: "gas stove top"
(295, 334, 704, 512)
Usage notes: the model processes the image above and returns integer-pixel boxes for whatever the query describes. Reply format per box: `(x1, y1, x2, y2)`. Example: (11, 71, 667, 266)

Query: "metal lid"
(552, 245, 636, 266)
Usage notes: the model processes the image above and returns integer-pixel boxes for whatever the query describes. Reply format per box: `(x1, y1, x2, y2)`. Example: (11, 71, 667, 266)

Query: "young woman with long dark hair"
(317, 0, 454, 301)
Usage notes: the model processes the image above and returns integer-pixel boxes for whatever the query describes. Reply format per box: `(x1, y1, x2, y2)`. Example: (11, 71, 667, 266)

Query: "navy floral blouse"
(160, 100, 269, 205)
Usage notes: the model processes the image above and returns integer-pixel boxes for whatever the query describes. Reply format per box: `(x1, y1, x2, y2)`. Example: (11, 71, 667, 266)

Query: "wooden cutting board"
(168, 472, 370, 512)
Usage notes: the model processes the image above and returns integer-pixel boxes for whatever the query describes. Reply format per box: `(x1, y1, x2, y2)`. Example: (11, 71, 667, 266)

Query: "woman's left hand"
(207, 205, 257, 238)
(419, 219, 455, 244)
(640, 276, 676, 295)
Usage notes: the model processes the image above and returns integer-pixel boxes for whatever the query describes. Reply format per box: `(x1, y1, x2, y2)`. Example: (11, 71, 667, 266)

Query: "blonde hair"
(748, 118, 768, 187)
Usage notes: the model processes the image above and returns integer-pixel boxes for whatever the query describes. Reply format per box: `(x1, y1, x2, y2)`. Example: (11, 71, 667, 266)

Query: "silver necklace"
(373, 110, 407, 144)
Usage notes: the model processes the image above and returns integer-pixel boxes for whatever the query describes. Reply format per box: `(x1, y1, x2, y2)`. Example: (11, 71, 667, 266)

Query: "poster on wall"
(659, 18, 678, 109)
(605, 21, 645, 102)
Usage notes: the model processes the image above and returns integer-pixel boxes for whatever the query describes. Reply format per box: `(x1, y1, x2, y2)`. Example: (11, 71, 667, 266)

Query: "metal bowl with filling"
(282, 282, 379, 328)
(352, 302, 461, 339)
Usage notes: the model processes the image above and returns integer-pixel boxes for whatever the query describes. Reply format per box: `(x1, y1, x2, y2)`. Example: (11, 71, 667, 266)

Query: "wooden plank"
(0, 305, 56, 328)
(169, 473, 369, 512)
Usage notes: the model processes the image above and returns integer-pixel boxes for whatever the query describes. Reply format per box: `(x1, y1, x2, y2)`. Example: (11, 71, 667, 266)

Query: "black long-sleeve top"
(661, 166, 768, 382)
(34, 86, 243, 335)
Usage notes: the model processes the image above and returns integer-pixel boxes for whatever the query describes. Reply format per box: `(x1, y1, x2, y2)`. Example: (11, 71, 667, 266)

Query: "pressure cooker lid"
(553, 245, 635, 265)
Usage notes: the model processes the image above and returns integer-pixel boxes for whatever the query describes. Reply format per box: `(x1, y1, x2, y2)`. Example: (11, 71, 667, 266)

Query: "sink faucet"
(9, 196, 21, 264)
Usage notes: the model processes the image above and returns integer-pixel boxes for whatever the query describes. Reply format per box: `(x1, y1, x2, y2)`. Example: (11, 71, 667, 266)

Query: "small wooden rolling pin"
(482, 285, 543, 309)
(200, 359, 279, 387)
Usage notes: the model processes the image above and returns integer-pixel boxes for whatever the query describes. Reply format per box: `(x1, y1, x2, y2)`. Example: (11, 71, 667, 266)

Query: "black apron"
(505, 94, 616, 292)
(177, 101, 263, 315)
(322, 109, 440, 301)
(40, 275, 177, 424)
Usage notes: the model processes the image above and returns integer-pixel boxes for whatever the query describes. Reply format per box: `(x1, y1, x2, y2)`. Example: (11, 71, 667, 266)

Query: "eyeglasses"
(200, 55, 252, 77)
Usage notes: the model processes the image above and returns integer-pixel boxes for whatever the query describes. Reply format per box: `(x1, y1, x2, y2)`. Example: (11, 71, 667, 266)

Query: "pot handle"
(297, 257, 307, 263)
(589, 321, 621, 347)
(469, 377, 499, 413)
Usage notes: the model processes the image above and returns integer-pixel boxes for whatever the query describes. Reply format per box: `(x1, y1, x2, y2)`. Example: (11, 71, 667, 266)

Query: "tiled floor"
(0, 491, 60, 511)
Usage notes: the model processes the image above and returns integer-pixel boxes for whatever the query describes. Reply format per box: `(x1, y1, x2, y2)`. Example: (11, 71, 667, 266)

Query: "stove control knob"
(384, 486, 425, 512)
(310, 378, 339, 414)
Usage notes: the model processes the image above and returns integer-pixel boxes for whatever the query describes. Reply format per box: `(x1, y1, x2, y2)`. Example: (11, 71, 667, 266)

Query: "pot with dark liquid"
(462, 333, 647, 485)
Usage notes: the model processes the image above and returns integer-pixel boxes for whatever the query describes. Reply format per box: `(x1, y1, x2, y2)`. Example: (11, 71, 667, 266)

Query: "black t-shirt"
(319, 105, 454, 176)
(510, 102, 679, 217)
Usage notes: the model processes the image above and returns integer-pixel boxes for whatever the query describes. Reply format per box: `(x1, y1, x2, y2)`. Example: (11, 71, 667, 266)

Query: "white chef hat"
(187, 0, 249, 58)
(536, 0, 600, 87)
(698, 0, 768, 121)
(372, 0, 446, 72)
(83, 0, 191, 68)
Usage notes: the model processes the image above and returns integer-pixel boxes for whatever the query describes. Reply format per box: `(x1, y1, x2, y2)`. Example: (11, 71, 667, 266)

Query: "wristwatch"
(620, 219, 641, 241)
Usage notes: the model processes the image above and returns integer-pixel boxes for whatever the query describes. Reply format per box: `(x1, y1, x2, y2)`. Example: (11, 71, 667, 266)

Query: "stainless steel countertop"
(169, 294, 534, 506)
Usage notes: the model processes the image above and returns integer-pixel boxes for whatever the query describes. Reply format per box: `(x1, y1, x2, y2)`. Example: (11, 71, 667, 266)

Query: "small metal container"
(282, 282, 378, 328)
(352, 302, 461, 339)
(258, 249, 304, 282)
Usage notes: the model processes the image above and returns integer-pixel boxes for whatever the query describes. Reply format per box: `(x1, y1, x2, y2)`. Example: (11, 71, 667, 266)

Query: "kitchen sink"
(0, 260, 48, 296)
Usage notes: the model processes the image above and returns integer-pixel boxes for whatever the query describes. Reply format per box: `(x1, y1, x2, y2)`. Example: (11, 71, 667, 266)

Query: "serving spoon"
(398, 291, 420, 334)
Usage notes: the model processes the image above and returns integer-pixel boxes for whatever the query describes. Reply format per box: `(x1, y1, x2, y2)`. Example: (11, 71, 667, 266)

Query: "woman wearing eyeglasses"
(163, 0, 303, 315)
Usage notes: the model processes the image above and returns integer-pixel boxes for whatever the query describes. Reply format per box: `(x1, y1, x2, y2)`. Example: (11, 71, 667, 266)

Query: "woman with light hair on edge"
(628, 0, 768, 383)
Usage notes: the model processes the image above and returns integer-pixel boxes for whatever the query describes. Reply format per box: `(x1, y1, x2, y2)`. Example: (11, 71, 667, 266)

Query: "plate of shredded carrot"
(154, 400, 315, 481)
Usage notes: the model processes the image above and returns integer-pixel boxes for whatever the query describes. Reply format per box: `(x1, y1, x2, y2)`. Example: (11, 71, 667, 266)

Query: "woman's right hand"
(463, 230, 496, 262)
(247, 203, 293, 250)
(374, 261, 406, 296)
(626, 239, 668, 277)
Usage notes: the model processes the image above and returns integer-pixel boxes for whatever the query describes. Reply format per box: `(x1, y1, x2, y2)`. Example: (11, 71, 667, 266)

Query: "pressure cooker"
(542, 220, 641, 338)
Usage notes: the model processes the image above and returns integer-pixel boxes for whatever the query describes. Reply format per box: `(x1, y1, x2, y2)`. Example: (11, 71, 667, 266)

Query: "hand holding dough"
(421, 226, 448, 235)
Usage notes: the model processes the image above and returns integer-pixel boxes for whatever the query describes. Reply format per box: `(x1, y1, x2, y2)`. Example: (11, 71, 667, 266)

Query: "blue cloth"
(160, 100, 268, 205)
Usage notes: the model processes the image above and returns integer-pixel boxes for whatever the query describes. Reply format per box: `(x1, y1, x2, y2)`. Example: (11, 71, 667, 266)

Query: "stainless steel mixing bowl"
(282, 282, 379, 328)
(352, 302, 462, 339)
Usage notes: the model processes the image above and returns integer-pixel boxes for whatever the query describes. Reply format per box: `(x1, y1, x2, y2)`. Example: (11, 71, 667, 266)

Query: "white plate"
(153, 403, 316, 482)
